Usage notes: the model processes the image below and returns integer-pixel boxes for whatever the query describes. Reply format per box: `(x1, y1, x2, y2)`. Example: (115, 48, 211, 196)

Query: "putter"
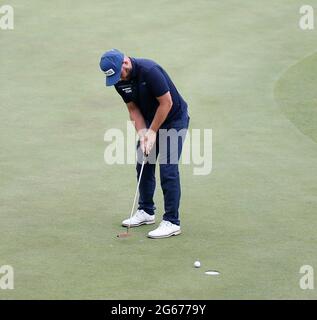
(117, 154, 147, 238)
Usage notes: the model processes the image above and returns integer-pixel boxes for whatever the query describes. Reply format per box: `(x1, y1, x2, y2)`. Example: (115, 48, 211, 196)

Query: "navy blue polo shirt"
(114, 58, 188, 127)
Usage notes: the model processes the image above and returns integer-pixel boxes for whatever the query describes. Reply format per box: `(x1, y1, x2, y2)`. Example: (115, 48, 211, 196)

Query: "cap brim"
(105, 72, 121, 86)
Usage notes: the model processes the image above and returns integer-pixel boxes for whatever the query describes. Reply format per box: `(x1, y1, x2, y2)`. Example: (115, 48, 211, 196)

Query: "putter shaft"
(126, 156, 147, 233)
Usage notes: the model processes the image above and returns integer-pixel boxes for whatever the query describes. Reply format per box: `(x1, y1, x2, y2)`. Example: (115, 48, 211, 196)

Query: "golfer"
(100, 49, 189, 238)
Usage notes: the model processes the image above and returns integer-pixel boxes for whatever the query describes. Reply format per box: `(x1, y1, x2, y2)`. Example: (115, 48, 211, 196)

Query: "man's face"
(120, 59, 132, 81)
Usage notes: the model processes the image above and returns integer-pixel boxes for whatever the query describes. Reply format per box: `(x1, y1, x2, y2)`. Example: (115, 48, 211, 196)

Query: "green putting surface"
(0, 0, 317, 299)
(275, 52, 317, 143)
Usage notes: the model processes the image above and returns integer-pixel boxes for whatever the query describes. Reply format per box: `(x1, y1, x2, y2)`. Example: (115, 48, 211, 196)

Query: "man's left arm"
(150, 92, 173, 132)
(143, 66, 174, 155)
(144, 92, 172, 155)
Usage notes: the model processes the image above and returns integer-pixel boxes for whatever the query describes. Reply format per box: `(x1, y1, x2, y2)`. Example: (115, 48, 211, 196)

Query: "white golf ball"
(194, 261, 201, 268)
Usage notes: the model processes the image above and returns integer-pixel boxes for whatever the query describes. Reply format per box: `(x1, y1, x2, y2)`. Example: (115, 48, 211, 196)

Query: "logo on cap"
(104, 68, 115, 76)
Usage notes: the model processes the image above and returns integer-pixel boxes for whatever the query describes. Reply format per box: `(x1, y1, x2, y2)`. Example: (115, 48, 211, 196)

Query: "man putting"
(100, 49, 189, 239)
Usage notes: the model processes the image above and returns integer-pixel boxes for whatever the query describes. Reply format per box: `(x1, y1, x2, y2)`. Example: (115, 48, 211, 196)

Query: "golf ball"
(194, 261, 201, 268)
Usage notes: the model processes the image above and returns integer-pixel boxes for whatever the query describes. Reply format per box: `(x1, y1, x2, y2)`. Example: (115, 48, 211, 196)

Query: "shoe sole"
(147, 230, 181, 239)
(122, 220, 155, 228)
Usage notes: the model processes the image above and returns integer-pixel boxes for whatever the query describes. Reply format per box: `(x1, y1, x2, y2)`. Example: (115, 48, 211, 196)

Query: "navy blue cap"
(99, 49, 124, 86)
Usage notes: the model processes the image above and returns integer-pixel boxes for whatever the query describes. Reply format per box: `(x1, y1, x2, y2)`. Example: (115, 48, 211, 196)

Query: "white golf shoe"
(122, 209, 155, 227)
(148, 220, 181, 239)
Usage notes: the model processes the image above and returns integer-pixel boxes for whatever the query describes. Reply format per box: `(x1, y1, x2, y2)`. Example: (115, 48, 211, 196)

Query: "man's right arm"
(126, 102, 146, 133)
(126, 102, 147, 151)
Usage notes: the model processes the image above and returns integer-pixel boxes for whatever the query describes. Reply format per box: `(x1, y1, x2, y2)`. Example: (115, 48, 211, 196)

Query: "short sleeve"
(115, 84, 132, 104)
(145, 66, 170, 97)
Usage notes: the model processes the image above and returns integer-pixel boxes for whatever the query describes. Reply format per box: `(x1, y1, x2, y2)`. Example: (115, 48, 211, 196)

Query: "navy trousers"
(136, 116, 189, 226)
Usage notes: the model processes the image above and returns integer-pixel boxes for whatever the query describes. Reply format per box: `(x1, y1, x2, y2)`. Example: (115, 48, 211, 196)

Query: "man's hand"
(144, 129, 157, 156)
(137, 128, 147, 155)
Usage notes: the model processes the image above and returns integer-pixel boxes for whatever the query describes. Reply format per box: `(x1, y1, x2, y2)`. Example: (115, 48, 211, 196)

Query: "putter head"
(117, 232, 131, 238)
